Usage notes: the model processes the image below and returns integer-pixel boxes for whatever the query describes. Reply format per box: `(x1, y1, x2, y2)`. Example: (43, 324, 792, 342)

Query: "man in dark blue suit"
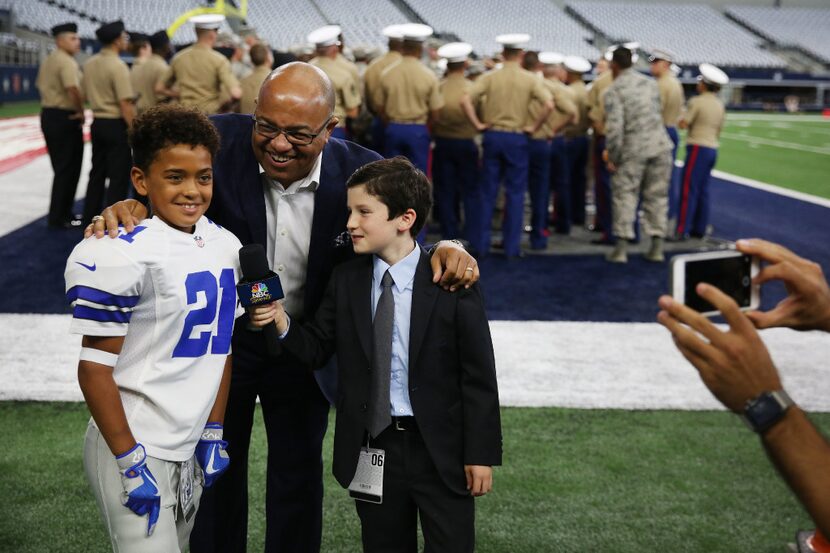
(87, 62, 479, 553)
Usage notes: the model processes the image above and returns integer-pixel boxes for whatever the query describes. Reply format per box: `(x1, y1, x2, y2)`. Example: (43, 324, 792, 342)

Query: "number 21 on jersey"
(173, 268, 236, 358)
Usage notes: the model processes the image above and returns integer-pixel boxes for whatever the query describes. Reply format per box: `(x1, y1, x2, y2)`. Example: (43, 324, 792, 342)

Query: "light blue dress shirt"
(372, 244, 420, 417)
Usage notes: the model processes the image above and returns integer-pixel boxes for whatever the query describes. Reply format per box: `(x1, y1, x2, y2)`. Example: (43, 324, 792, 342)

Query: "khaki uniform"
(238, 65, 271, 114)
(561, 80, 589, 138)
(81, 48, 134, 225)
(161, 44, 239, 114)
(684, 91, 725, 148)
(131, 53, 170, 114)
(657, 72, 684, 127)
(469, 61, 552, 258)
(604, 69, 673, 240)
(363, 51, 400, 113)
(468, 61, 552, 130)
(37, 47, 84, 227)
(433, 73, 476, 140)
(311, 56, 361, 126)
(336, 52, 361, 90)
(529, 78, 576, 140)
(37, 48, 82, 110)
(83, 49, 133, 118)
(586, 71, 613, 135)
(377, 56, 443, 123)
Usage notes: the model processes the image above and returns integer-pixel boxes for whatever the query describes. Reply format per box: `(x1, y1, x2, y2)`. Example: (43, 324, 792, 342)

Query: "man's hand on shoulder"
(430, 240, 479, 291)
(84, 200, 148, 239)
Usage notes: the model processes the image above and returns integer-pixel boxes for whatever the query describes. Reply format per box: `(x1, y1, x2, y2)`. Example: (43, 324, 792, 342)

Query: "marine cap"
(150, 30, 170, 50)
(51, 22, 77, 36)
(538, 51, 564, 65)
(307, 25, 341, 48)
(496, 33, 530, 49)
(648, 48, 675, 63)
(563, 55, 591, 73)
(95, 20, 125, 44)
(437, 42, 473, 63)
(190, 13, 225, 31)
(382, 24, 405, 40)
(399, 23, 433, 42)
(698, 63, 729, 86)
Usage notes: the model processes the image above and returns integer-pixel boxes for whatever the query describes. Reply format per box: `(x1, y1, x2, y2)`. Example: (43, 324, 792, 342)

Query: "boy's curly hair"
(129, 104, 220, 171)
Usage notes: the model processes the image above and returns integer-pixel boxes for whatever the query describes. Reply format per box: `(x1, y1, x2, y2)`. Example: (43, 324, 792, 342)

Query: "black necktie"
(369, 270, 394, 438)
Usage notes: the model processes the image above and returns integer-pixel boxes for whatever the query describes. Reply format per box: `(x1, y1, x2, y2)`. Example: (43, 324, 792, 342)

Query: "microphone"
(237, 244, 285, 358)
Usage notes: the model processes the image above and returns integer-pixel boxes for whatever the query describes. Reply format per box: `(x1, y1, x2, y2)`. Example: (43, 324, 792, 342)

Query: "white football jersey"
(65, 216, 244, 461)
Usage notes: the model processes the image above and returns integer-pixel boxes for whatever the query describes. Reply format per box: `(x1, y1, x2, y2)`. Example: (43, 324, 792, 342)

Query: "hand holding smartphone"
(669, 250, 760, 317)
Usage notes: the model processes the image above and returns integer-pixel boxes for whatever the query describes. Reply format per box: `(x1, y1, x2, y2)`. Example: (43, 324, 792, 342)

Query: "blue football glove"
(195, 422, 230, 488)
(115, 443, 160, 536)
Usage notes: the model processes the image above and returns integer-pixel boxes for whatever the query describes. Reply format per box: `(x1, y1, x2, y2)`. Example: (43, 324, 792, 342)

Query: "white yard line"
(719, 132, 830, 155)
(3, 315, 828, 411)
(711, 169, 830, 208)
(726, 114, 830, 123)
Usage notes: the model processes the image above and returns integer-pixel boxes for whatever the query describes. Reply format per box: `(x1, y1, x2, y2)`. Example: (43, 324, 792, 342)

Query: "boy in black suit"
(249, 156, 502, 552)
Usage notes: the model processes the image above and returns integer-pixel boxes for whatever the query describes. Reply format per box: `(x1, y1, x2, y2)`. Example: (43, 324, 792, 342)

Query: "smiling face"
(346, 184, 415, 261)
(252, 63, 338, 186)
(131, 144, 213, 233)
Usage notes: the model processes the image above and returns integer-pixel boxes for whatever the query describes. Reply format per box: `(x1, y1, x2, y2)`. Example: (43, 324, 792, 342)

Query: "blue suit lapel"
(349, 256, 374, 362)
(304, 147, 348, 309)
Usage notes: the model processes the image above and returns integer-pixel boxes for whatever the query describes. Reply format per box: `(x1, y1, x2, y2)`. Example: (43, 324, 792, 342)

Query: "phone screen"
(685, 254, 753, 313)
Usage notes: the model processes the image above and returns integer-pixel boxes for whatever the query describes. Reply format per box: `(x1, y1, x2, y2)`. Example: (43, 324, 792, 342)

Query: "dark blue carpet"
(0, 179, 826, 320)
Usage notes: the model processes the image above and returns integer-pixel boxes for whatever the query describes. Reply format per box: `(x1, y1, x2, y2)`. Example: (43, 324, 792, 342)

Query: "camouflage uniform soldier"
(603, 46, 672, 263)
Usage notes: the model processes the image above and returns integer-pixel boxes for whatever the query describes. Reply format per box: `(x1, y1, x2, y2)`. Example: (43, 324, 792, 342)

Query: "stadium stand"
(407, 0, 599, 59)
(726, 6, 830, 65)
(12, 1, 97, 38)
(245, 0, 327, 51)
(312, 0, 408, 50)
(566, 1, 787, 68)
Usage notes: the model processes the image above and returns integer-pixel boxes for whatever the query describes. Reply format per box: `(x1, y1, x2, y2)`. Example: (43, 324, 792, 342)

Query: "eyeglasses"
(251, 114, 333, 146)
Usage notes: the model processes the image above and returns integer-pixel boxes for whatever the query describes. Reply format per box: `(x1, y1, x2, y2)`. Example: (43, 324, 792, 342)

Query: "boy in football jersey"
(64, 104, 244, 552)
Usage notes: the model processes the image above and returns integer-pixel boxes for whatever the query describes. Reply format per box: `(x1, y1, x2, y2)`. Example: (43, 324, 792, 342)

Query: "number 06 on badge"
(348, 447, 385, 504)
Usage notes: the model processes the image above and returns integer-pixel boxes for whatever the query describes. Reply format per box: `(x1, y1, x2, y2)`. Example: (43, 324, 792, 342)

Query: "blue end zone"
(0, 178, 827, 319)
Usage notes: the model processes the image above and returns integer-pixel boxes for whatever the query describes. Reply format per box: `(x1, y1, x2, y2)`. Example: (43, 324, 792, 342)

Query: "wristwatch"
(740, 390, 795, 434)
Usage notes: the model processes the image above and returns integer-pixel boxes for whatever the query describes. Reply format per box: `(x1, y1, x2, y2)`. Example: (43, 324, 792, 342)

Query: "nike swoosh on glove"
(116, 443, 160, 536)
(195, 422, 230, 488)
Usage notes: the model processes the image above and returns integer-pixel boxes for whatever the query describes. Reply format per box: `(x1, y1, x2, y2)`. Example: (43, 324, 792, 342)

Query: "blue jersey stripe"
(66, 285, 140, 309)
(72, 304, 132, 324)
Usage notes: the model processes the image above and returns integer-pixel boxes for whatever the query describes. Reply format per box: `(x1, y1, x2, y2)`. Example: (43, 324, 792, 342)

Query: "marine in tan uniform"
(131, 30, 173, 114)
(375, 23, 442, 191)
(308, 25, 361, 140)
(460, 34, 553, 258)
(157, 14, 241, 114)
(675, 63, 728, 239)
(81, 20, 135, 225)
(239, 43, 273, 114)
(432, 42, 479, 240)
(554, 55, 592, 231)
(36, 22, 84, 228)
(649, 49, 685, 221)
(335, 31, 362, 88)
(363, 24, 404, 152)
(586, 55, 614, 242)
(527, 51, 578, 248)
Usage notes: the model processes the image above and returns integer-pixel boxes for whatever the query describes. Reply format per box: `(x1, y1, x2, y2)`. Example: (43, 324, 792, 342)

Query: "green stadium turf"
(1, 402, 826, 552)
(677, 114, 830, 200)
(0, 101, 40, 118)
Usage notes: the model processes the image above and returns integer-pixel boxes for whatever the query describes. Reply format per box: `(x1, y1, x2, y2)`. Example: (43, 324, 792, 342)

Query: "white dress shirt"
(261, 153, 322, 318)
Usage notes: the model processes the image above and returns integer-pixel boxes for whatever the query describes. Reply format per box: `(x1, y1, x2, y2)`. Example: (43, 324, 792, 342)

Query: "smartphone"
(669, 250, 760, 317)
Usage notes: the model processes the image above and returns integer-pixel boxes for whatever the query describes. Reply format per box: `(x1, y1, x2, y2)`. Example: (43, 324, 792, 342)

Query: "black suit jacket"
(206, 114, 382, 402)
(282, 249, 503, 495)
